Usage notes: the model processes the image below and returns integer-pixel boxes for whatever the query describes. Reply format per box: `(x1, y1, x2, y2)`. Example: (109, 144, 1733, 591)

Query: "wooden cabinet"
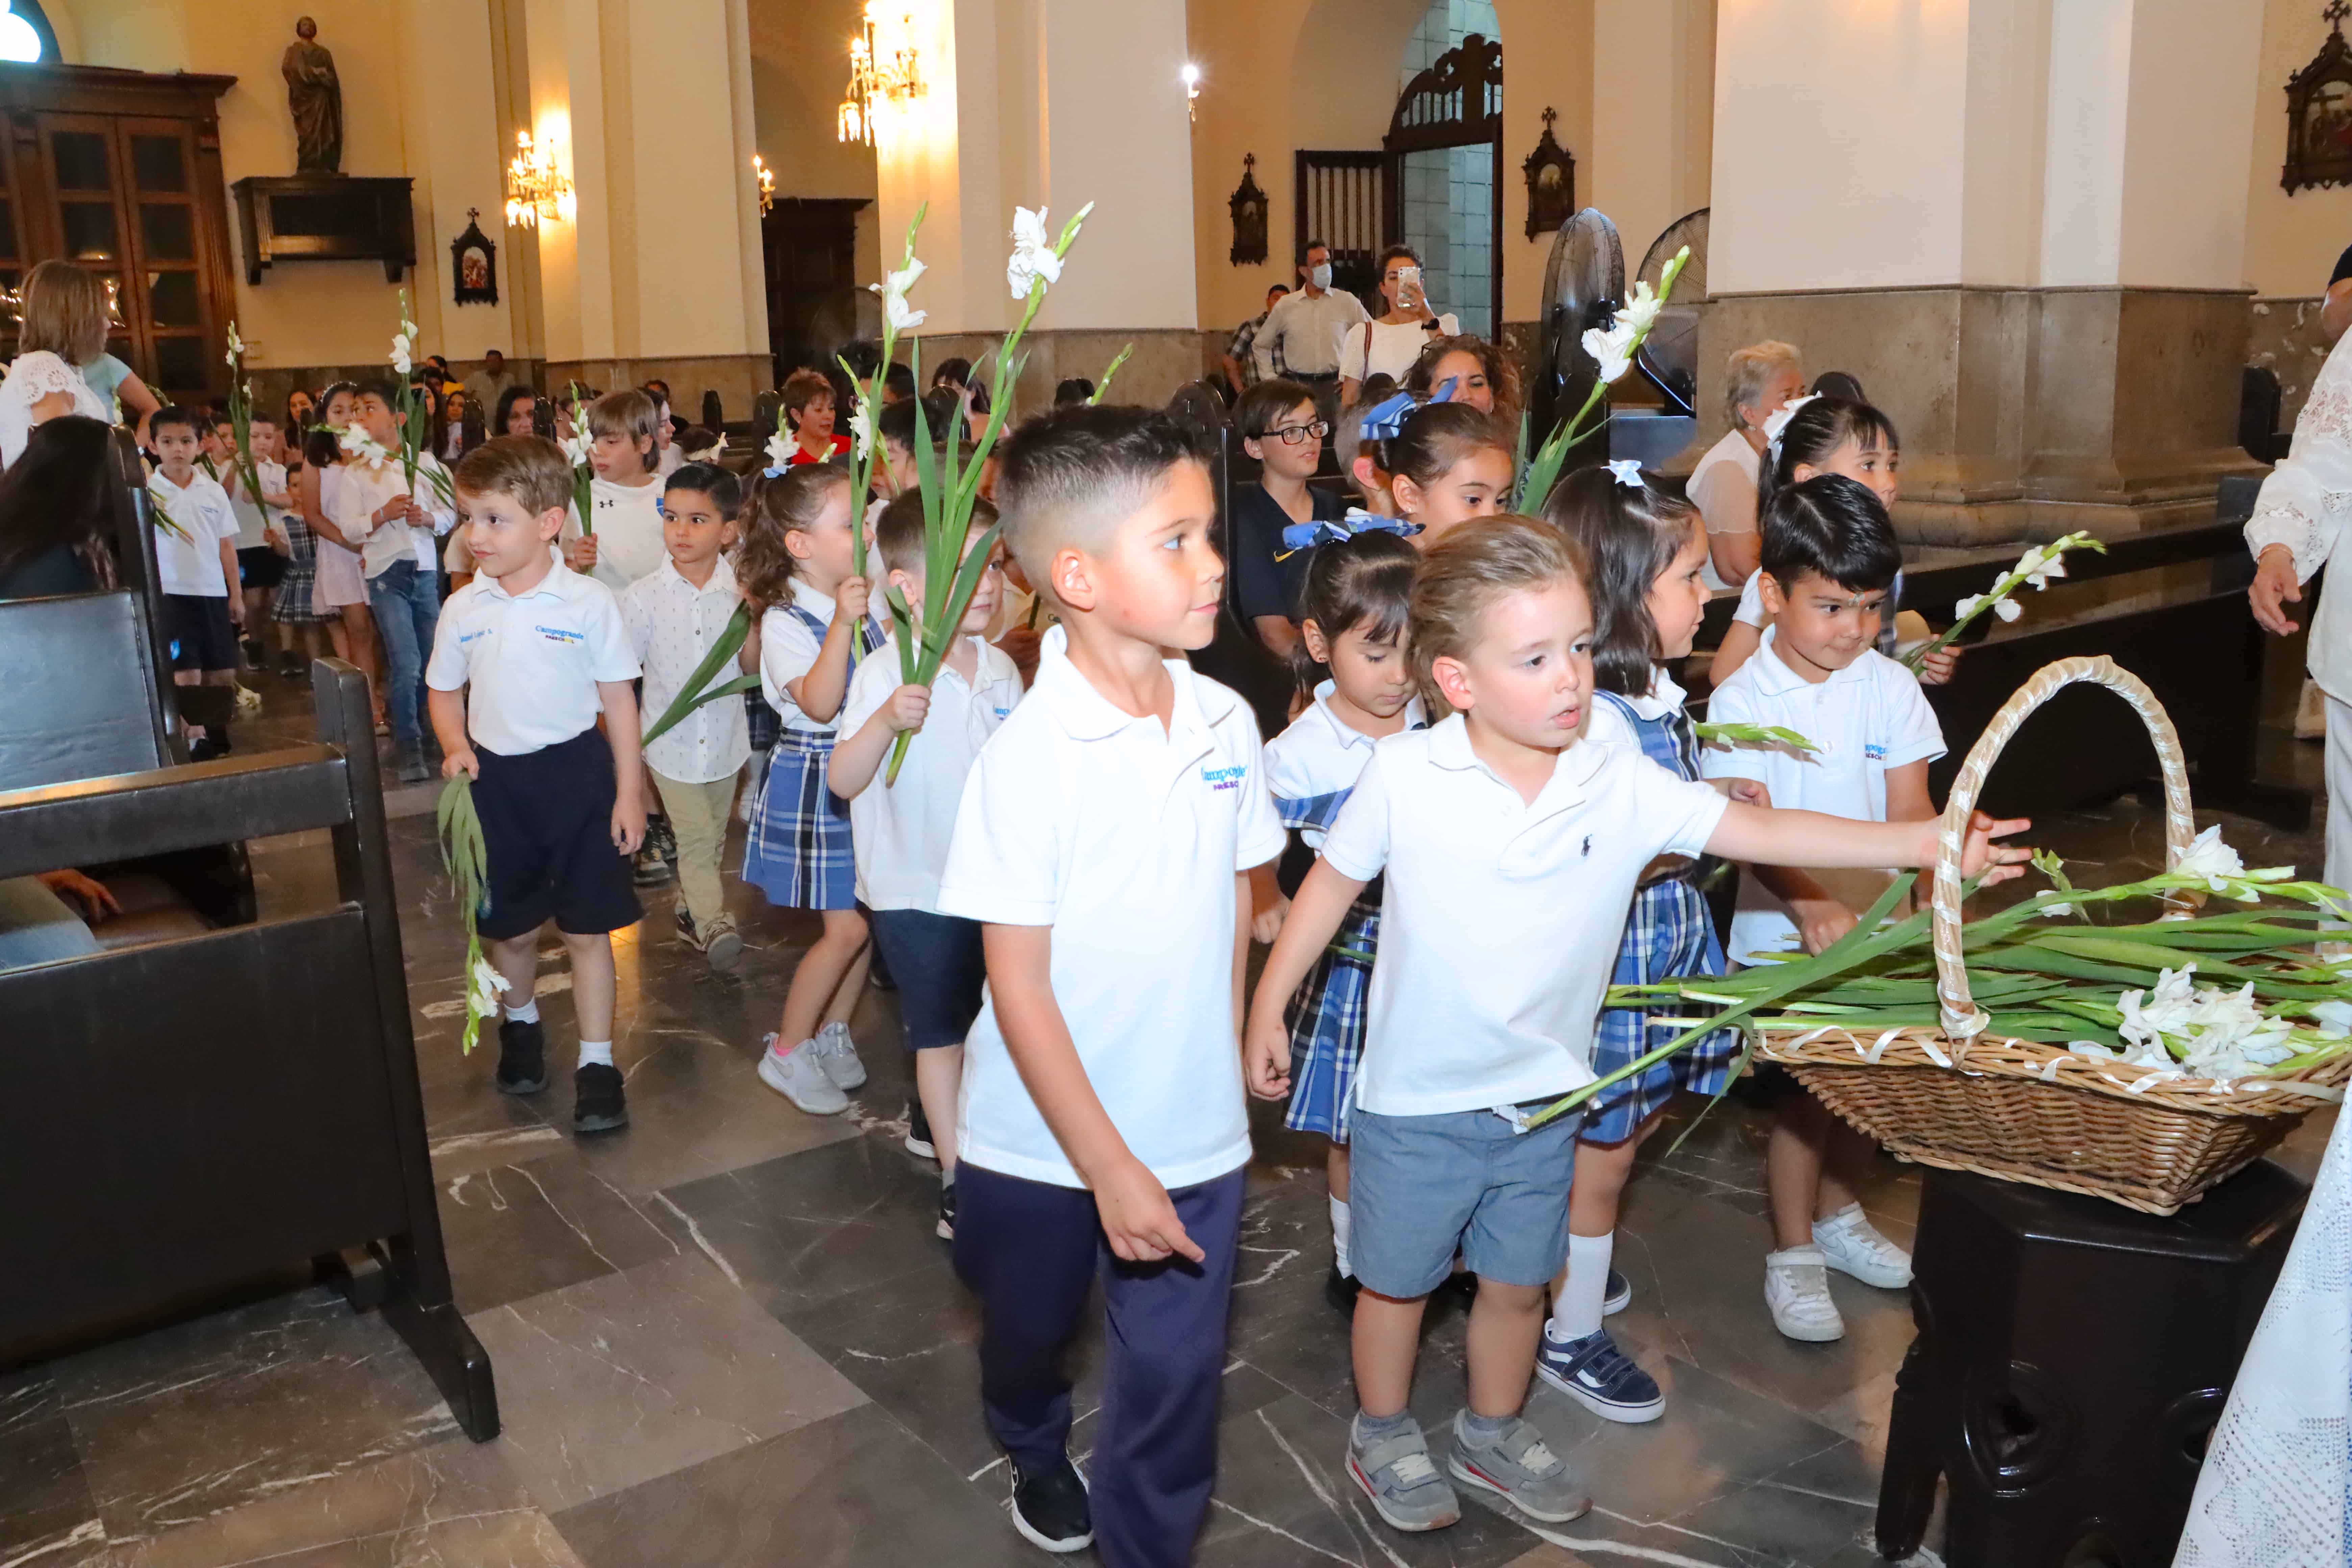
(0, 64, 235, 403)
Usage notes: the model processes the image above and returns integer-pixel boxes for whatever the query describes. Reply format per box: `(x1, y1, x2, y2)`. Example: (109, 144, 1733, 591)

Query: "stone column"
(1697, 0, 2265, 544)
(871, 0, 1202, 407)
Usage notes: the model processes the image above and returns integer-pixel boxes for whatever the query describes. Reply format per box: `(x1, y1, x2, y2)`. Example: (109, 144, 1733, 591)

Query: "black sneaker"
(277, 651, 304, 679)
(1008, 1457, 1092, 1554)
(496, 1019, 547, 1095)
(937, 1179, 956, 1241)
(905, 1099, 936, 1160)
(1605, 1268, 1632, 1316)
(573, 1063, 629, 1134)
(1324, 1264, 1361, 1317)
(633, 843, 673, 886)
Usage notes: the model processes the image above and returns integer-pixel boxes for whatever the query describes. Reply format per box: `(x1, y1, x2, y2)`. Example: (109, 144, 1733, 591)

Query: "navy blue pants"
(953, 1161, 1245, 1568)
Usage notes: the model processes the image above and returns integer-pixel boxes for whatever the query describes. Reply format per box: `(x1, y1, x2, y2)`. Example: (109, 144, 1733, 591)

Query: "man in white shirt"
(461, 349, 509, 419)
(333, 381, 456, 781)
(1253, 240, 1370, 423)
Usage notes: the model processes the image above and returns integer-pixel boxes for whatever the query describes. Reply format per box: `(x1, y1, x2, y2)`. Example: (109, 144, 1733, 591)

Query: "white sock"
(1549, 1230, 1614, 1343)
(1329, 1196, 1352, 1278)
(577, 1039, 614, 1069)
(504, 997, 540, 1025)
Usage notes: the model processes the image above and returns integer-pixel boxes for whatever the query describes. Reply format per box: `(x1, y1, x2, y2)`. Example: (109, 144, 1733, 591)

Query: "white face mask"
(1309, 262, 1333, 290)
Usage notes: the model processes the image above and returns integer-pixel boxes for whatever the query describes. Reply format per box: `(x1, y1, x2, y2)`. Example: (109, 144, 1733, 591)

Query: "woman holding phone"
(1339, 244, 1460, 406)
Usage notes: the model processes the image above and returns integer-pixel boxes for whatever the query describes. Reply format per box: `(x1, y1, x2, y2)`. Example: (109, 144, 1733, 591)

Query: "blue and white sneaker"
(1603, 1268, 1631, 1316)
(1536, 1326, 1664, 1424)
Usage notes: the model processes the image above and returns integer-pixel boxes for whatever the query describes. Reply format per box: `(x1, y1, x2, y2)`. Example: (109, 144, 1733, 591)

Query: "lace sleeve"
(3, 350, 89, 402)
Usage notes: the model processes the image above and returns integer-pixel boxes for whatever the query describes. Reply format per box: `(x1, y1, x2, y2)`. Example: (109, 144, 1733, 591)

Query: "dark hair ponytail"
(1538, 465, 1701, 697)
(1289, 530, 1418, 699)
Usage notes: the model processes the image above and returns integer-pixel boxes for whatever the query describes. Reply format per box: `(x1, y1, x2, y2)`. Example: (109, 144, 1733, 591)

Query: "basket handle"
(1930, 655, 2196, 1042)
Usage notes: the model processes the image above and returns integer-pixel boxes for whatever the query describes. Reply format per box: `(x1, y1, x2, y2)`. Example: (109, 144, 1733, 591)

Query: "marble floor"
(1, 682, 2335, 1568)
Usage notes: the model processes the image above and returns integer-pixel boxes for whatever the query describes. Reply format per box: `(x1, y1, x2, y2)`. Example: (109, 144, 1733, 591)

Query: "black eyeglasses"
(1261, 420, 1330, 445)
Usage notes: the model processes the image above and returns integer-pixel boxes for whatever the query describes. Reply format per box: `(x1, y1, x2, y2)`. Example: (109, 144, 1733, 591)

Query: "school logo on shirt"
(1864, 743, 1888, 761)
(1200, 763, 1248, 792)
(457, 629, 488, 645)
(535, 623, 584, 644)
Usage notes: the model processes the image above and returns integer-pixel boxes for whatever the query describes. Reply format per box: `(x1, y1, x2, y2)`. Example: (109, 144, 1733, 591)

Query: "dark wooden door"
(764, 196, 867, 387)
(1293, 151, 1383, 314)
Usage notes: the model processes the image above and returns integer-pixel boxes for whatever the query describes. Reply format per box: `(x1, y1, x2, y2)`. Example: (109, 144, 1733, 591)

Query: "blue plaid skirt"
(1283, 891, 1381, 1142)
(1581, 873, 1740, 1145)
(742, 727, 855, 910)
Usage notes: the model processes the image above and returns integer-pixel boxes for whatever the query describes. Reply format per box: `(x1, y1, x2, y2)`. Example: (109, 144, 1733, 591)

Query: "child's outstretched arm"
(1708, 803, 2031, 885)
(1244, 857, 1370, 1100)
(984, 923, 1205, 1265)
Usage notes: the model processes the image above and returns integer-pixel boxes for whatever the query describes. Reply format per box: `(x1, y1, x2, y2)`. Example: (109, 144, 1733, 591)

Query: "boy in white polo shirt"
(1701, 473, 1945, 1343)
(1249, 517, 2027, 1537)
(427, 436, 646, 1138)
(148, 405, 245, 757)
(830, 491, 1021, 1244)
(936, 406, 1284, 1563)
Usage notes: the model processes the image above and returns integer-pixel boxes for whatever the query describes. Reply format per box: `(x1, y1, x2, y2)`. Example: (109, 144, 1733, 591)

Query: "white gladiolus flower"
(849, 403, 874, 464)
(390, 334, 412, 375)
(561, 431, 592, 468)
(2172, 824, 2249, 893)
(468, 958, 509, 1015)
(869, 256, 928, 332)
(1954, 592, 2023, 624)
(1582, 321, 1636, 384)
(2114, 963, 2301, 1079)
(765, 428, 795, 470)
(337, 426, 391, 465)
(1615, 279, 1664, 338)
(2311, 999, 2352, 1039)
(1993, 597, 2023, 622)
(2016, 545, 2069, 589)
(1006, 206, 1066, 300)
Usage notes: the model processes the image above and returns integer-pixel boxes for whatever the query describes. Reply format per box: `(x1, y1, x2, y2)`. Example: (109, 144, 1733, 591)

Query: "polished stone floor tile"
(551, 1403, 1037, 1568)
(116, 1438, 582, 1568)
(465, 1251, 866, 1512)
(0, 1370, 107, 1568)
(436, 1147, 689, 1314)
(49, 1289, 461, 1546)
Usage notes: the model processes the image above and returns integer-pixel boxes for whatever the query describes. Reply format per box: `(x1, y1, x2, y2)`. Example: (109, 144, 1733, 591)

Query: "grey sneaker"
(809, 1019, 866, 1090)
(1447, 1411, 1589, 1524)
(1347, 1416, 1460, 1533)
(757, 1033, 848, 1114)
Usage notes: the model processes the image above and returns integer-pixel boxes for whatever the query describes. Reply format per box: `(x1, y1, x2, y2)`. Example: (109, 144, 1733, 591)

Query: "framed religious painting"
(2285, 4, 2352, 193)
(1522, 106, 1576, 238)
(1229, 153, 1268, 266)
(450, 208, 497, 304)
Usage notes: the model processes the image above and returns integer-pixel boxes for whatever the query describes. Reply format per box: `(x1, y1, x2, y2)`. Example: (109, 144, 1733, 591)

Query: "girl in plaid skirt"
(1261, 527, 1422, 1313)
(1529, 464, 1766, 1423)
(739, 466, 888, 1115)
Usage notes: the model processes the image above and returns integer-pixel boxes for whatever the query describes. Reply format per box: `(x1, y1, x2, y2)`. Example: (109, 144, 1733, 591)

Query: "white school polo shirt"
(937, 625, 1286, 1190)
(425, 561, 640, 757)
(1701, 626, 1945, 962)
(620, 554, 753, 784)
(1265, 682, 1426, 849)
(148, 470, 239, 597)
(1318, 716, 1729, 1118)
(562, 475, 667, 592)
(838, 629, 1023, 913)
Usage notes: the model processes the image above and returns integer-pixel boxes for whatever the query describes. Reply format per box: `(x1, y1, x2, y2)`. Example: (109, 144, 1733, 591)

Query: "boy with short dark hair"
(427, 436, 646, 1136)
(936, 405, 1284, 1562)
(334, 377, 456, 781)
(831, 491, 1020, 1243)
(620, 462, 752, 969)
(148, 404, 244, 754)
(1702, 471, 1941, 1342)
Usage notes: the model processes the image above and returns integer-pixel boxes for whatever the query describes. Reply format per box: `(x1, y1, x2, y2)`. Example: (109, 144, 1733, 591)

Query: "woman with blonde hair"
(0, 261, 160, 464)
(1688, 339, 1804, 588)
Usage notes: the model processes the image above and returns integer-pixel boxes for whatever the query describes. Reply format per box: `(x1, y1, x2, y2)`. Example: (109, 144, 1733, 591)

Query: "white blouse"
(1339, 315, 1460, 387)
(0, 351, 110, 467)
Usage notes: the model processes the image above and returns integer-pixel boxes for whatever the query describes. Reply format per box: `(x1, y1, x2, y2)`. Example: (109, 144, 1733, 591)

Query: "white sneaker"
(1812, 1204, 1913, 1289)
(1764, 1246, 1845, 1342)
(758, 1033, 848, 1114)
(809, 1020, 866, 1091)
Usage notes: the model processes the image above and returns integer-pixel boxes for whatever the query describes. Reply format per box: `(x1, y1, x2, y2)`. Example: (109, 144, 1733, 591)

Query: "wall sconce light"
(754, 154, 776, 215)
(1182, 62, 1202, 122)
(837, 3, 924, 146)
(504, 130, 575, 227)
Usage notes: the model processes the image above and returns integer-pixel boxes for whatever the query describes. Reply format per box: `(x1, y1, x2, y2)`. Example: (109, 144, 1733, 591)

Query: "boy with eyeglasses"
(1231, 377, 1347, 661)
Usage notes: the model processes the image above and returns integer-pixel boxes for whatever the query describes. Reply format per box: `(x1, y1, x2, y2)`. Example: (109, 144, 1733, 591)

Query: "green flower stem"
(436, 773, 495, 1054)
(640, 602, 756, 748)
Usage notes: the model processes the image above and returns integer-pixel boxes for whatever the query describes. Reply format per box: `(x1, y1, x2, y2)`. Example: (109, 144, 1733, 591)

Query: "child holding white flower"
(561, 388, 668, 592)
(1701, 474, 1944, 1344)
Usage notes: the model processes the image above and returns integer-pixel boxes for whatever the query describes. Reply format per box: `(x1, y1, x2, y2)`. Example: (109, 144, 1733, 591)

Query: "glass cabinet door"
(120, 118, 206, 399)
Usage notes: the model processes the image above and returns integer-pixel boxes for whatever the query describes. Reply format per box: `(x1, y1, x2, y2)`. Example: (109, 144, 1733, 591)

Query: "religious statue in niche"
(2286, 2, 2352, 192)
(451, 210, 498, 306)
(1522, 106, 1576, 238)
(283, 16, 343, 175)
(1229, 153, 1269, 267)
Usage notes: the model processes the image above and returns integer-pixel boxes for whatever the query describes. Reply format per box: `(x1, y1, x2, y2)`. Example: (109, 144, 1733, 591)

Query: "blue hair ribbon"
(1358, 392, 1421, 443)
(1277, 508, 1422, 558)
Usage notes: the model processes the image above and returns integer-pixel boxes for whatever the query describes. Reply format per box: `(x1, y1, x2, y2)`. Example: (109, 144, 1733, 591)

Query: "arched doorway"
(1383, 29, 1501, 335)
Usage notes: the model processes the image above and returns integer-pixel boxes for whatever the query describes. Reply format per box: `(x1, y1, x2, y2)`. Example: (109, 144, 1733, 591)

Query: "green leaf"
(1693, 721, 1819, 755)
(638, 603, 753, 747)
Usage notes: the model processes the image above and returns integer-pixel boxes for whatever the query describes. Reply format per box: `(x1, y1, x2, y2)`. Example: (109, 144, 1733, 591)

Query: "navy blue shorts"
(868, 907, 985, 1050)
(472, 727, 643, 940)
(163, 592, 237, 672)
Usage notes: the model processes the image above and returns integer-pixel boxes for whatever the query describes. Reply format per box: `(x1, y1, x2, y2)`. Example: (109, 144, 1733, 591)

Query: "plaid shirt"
(1228, 313, 1274, 385)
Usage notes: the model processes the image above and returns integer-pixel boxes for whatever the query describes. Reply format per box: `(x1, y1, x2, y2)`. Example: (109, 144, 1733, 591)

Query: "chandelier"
(504, 130, 575, 227)
(754, 153, 775, 215)
(836, 4, 923, 146)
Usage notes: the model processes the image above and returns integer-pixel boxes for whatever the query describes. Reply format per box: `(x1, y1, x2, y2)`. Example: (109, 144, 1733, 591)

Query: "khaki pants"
(651, 768, 739, 934)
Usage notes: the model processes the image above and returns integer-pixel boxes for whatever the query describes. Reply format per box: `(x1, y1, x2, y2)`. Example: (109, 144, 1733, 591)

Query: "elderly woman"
(1688, 340, 1806, 588)
(1339, 245, 1459, 406)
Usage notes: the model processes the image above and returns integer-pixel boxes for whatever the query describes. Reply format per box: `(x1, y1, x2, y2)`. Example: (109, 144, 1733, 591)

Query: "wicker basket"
(1755, 655, 2351, 1215)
